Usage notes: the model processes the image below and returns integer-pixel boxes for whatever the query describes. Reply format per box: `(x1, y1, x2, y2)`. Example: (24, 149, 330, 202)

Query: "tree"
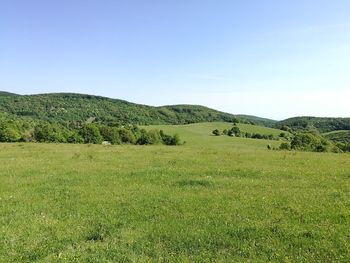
(212, 129, 220, 136)
(0, 126, 21, 142)
(279, 132, 286, 138)
(34, 123, 66, 143)
(228, 127, 241, 137)
(161, 133, 181, 145)
(136, 129, 151, 145)
(279, 142, 291, 150)
(290, 132, 330, 152)
(118, 128, 136, 144)
(147, 129, 162, 144)
(232, 118, 239, 125)
(66, 130, 84, 143)
(99, 126, 121, 144)
(80, 124, 103, 144)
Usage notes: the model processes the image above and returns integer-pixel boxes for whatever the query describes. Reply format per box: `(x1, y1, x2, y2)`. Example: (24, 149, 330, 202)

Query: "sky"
(1, 0, 350, 120)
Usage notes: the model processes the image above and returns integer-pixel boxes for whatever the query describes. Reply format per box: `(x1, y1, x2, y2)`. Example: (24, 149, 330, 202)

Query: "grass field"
(1, 122, 349, 262)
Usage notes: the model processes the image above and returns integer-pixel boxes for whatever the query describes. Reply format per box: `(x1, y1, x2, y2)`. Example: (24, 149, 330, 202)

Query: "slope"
(142, 122, 285, 148)
(0, 92, 275, 126)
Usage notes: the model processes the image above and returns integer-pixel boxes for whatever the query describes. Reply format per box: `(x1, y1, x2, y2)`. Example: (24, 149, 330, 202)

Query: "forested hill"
(0, 92, 275, 126)
(277, 117, 350, 133)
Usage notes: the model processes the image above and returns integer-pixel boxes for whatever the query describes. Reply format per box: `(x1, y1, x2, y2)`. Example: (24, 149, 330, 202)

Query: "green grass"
(0, 122, 349, 262)
(142, 122, 286, 147)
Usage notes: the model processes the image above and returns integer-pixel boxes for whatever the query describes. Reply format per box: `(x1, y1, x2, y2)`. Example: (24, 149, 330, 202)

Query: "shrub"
(118, 128, 136, 144)
(99, 126, 121, 145)
(0, 127, 21, 142)
(291, 132, 330, 152)
(212, 129, 221, 136)
(279, 142, 291, 150)
(80, 124, 103, 144)
(34, 124, 67, 143)
(227, 126, 241, 137)
(147, 129, 162, 144)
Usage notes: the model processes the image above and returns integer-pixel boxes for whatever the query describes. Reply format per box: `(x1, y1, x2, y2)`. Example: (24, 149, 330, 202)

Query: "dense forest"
(277, 116, 350, 133)
(0, 111, 181, 145)
(0, 92, 273, 126)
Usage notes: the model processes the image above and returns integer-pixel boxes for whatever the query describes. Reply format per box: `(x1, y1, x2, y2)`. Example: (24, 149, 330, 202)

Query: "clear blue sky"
(1, 0, 350, 119)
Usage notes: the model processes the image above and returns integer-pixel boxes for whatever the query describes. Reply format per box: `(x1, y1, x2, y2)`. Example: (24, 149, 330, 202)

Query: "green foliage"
(290, 132, 331, 152)
(212, 129, 221, 136)
(324, 130, 350, 144)
(147, 129, 162, 144)
(159, 130, 181, 145)
(0, 92, 268, 125)
(336, 142, 350, 153)
(278, 117, 350, 133)
(228, 126, 241, 137)
(214, 124, 277, 141)
(33, 123, 67, 143)
(66, 130, 84, 144)
(0, 126, 21, 142)
(80, 124, 103, 144)
(118, 128, 136, 144)
(99, 126, 121, 145)
(279, 142, 291, 150)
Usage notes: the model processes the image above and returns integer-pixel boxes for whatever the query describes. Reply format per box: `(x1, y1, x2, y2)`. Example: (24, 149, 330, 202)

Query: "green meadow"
(1, 122, 349, 262)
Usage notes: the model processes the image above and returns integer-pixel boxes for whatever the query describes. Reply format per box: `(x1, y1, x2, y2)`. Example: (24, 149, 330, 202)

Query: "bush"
(34, 124, 67, 143)
(291, 132, 330, 152)
(212, 129, 221, 136)
(80, 124, 103, 144)
(66, 131, 84, 144)
(279, 142, 291, 150)
(161, 132, 181, 145)
(0, 127, 21, 142)
(228, 126, 241, 137)
(99, 126, 121, 145)
(118, 128, 136, 144)
(147, 129, 162, 144)
(136, 129, 151, 145)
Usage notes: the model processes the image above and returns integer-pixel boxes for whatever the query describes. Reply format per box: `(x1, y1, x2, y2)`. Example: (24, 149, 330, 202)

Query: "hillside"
(0, 92, 275, 126)
(323, 130, 350, 143)
(277, 116, 350, 133)
(142, 122, 285, 147)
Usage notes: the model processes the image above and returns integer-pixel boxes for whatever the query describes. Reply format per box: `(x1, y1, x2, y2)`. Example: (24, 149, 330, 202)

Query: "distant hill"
(0, 92, 276, 126)
(323, 130, 350, 143)
(0, 91, 18, 97)
(277, 117, 350, 133)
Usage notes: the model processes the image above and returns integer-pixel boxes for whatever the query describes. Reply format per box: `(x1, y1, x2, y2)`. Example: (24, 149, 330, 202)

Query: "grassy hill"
(142, 122, 285, 148)
(0, 92, 275, 126)
(1, 122, 349, 262)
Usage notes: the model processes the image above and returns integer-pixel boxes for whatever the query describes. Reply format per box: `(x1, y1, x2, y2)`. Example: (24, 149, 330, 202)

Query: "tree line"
(212, 123, 350, 153)
(212, 126, 279, 141)
(278, 132, 350, 153)
(0, 115, 181, 145)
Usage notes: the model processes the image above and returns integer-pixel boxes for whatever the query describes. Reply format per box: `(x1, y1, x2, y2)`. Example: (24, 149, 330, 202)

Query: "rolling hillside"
(142, 122, 286, 148)
(277, 116, 350, 133)
(323, 130, 350, 143)
(0, 92, 275, 126)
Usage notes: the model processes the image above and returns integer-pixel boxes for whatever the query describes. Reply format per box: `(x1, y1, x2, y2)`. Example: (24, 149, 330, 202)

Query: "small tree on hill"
(212, 129, 221, 136)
